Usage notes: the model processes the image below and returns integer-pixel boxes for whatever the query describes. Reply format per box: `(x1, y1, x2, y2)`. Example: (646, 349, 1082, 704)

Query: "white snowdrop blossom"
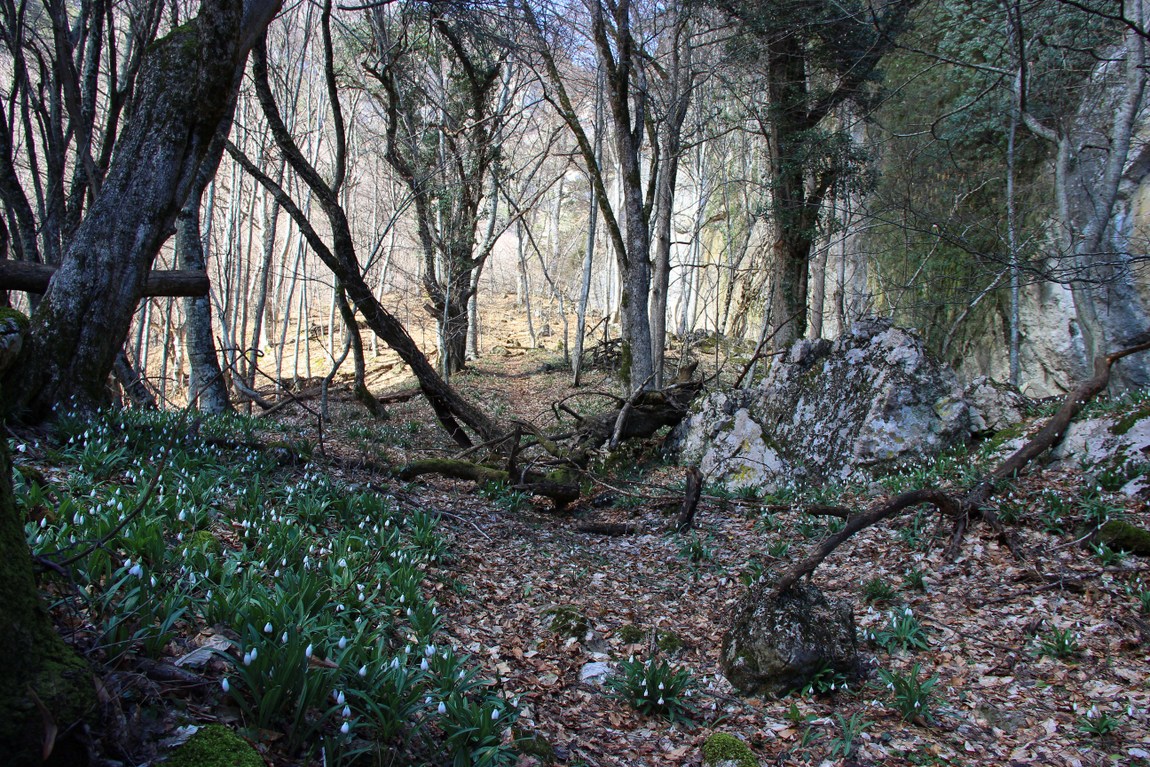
(338, 636, 348, 650)
(305, 643, 314, 658)
(420, 658, 429, 671)
(264, 622, 273, 634)
(221, 678, 230, 693)
(358, 665, 368, 677)
(340, 722, 350, 735)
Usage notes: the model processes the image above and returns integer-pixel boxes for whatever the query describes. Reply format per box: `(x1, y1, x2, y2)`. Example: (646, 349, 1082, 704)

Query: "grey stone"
(578, 661, 614, 686)
(721, 581, 858, 697)
(670, 318, 969, 491)
(964, 376, 1031, 436)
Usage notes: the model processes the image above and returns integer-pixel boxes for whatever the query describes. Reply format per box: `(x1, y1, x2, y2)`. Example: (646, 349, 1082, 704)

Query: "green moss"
(546, 605, 590, 639)
(657, 629, 685, 653)
(618, 623, 646, 644)
(513, 727, 556, 762)
(1111, 405, 1150, 436)
(702, 732, 759, 767)
(187, 529, 221, 555)
(1098, 520, 1150, 556)
(165, 724, 263, 767)
(0, 307, 29, 331)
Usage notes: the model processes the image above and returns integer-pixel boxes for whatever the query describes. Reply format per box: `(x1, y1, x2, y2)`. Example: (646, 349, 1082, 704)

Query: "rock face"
(721, 581, 858, 697)
(671, 318, 969, 490)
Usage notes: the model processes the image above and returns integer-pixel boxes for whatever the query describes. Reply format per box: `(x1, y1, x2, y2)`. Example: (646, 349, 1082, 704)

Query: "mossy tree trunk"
(0, 437, 94, 766)
(0, 314, 94, 764)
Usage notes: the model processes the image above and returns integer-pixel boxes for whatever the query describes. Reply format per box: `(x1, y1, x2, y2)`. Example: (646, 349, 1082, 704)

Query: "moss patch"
(0, 307, 30, 331)
(1111, 405, 1150, 436)
(702, 732, 758, 767)
(546, 606, 590, 639)
(165, 724, 264, 767)
(618, 623, 646, 643)
(1098, 520, 1150, 556)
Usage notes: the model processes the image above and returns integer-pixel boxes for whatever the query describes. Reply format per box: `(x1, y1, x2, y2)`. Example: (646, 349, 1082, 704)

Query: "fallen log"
(0, 260, 210, 297)
(769, 340, 1150, 598)
(397, 458, 579, 510)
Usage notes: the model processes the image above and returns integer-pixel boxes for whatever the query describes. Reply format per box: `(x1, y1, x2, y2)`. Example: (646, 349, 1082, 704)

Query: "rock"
(702, 732, 759, 767)
(964, 376, 1031, 436)
(164, 724, 263, 767)
(1050, 405, 1150, 490)
(671, 318, 969, 491)
(578, 661, 613, 686)
(720, 581, 859, 697)
(1098, 520, 1150, 556)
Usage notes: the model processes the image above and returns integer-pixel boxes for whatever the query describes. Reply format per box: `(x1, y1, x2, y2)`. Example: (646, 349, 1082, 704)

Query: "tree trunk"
(1, 0, 281, 421)
(177, 136, 233, 416)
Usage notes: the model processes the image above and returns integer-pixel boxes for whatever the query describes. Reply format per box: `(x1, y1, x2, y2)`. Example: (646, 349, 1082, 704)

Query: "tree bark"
(177, 136, 234, 415)
(238, 21, 498, 446)
(0, 261, 210, 297)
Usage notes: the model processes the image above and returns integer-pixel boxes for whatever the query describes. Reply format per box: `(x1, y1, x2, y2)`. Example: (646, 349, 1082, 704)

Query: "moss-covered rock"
(702, 732, 759, 767)
(721, 580, 859, 697)
(1098, 520, 1150, 556)
(165, 724, 264, 767)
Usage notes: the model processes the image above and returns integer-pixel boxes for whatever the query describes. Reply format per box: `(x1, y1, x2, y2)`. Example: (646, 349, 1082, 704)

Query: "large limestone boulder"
(721, 581, 858, 697)
(671, 318, 969, 491)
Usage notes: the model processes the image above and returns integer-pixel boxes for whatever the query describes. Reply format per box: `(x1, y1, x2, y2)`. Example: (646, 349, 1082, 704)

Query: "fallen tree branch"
(0, 261, 210, 297)
(576, 521, 642, 536)
(396, 458, 579, 509)
(768, 340, 1150, 598)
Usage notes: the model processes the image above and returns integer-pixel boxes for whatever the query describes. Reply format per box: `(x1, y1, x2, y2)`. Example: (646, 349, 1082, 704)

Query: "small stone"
(578, 661, 614, 686)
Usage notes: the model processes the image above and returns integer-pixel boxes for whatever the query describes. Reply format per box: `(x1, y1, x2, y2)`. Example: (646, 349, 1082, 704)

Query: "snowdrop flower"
(336, 690, 346, 705)
(658, 697, 665, 705)
(420, 658, 429, 671)
(425, 645, 435, 657)
(129, 563, 143, 578)
(264, 622, 273, 634)
(305, 643, 314, 658)
(390, 657, 400, 670)
(340, 721, 350, 735)
(250, 647, 258, 661)
(221, 678, 230, 693)
(243, 651, 253, 666)
(338, 636, 348, 650)
(358, 665, 368, 678)
(437, 701, 446, 715)
(281, 631, 289, 643)
(342, 705, 351, 718)
(178, 510, 187, 522)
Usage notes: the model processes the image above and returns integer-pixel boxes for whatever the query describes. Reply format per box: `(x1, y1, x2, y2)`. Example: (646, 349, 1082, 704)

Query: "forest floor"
(354, 350, 1150, 767)
(15, 298, 1150, 767)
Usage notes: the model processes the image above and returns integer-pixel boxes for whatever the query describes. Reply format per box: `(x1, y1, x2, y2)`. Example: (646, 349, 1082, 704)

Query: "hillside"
(11, 346, 1150, 767)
